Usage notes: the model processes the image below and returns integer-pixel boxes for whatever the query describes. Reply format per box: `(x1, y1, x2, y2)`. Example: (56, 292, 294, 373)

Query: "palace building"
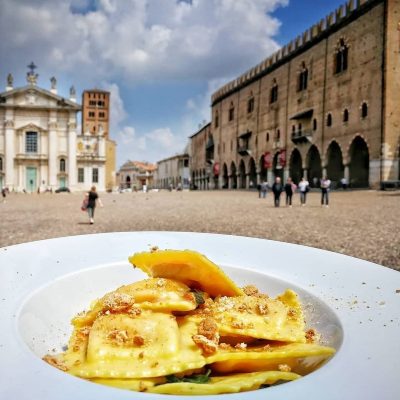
(0, 65, 106, 192)
(190, 0, 400, 189)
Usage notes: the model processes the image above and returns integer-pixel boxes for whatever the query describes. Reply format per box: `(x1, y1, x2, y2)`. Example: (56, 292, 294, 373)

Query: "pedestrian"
(284, 177, 294, 207)
(1, 187, 6, 203)
(260, 181, 268, 199)
(320, 176, 331, 207)
(272, 177, 283, 207)
(340, 177, 348, 190)
(86, 185, 103, 224)
(298, 177, 309, 206)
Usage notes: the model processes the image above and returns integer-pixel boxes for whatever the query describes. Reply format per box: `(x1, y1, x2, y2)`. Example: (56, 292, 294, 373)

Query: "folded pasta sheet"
(148, 371, 301, 395)
(43, 248, 336, 395)
(129, 249, 244, 297)
(69, 313, 206, 378)
(206, 342, 336, 375)
(189, 289, 306, 343)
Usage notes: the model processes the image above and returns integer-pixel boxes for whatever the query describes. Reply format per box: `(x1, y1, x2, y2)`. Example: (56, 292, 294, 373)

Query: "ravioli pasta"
(43, 249, 335, 395)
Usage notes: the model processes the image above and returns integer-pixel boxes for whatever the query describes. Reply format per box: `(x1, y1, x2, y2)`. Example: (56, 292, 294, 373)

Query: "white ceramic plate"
(0, 232, 399, 400)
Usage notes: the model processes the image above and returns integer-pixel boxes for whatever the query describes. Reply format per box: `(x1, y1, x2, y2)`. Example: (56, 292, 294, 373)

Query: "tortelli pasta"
(43, 249, 335, 395)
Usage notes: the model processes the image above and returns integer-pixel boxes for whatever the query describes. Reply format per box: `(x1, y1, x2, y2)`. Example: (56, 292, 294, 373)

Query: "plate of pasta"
(1, 232, 399, 400)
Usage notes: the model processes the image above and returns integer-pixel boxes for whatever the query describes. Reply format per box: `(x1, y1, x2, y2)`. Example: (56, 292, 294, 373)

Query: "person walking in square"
(259, 181, 268, 199)
(86, 186, 103, 224)
(320, 176, 331, 207)
(284, 177, 295, 207)
(298, 177, 309, 206)
(272, 177, 283, 207)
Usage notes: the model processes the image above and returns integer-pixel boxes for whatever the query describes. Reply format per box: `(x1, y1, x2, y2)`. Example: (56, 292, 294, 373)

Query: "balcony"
(237, 145, 251, 156)
(291, 130, 312, 144)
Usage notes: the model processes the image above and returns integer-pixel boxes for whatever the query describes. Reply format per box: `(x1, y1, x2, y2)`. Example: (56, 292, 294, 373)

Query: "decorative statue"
(26, 61, 38, 85)
(70, 85, 76, 96)
(50, 76, 57, 89)
(7, 73, 13, 87)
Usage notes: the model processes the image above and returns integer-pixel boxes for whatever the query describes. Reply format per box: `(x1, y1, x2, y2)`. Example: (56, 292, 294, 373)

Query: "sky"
(0, 0, 345, 168)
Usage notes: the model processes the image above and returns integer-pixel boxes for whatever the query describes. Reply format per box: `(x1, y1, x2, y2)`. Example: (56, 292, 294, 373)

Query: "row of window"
(216, 99, 368, 132)
(88, 100, 106, 107)
(0, 157, 98, 184)
(215, 39, 350, 127)
(78, 167, 98, 183)
(88, 93, 107, 100)
(88, 111, 106, 118)
(210, 103, 369, 154)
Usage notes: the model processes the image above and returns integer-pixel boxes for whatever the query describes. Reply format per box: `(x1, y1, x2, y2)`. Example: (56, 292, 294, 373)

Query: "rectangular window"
(99, 112, 105, 118)
(78, 168, 84, 183)
(89, 100, 96, 106)
(26, 131, 38, 153)
(229, 108, 234, 121)
(88, 111, 95, 118)
(92, 168, 98, 183)
(270, 86, 278, 103)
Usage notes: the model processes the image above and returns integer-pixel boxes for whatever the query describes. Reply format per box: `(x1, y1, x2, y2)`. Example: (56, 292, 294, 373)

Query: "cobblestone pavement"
(0, 189, 399, 270)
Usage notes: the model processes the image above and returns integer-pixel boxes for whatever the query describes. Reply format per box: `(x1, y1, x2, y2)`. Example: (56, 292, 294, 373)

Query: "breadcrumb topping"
(305, 328, 321, 343)
(103, 293, 134, 312)
(192, 335, 218, 355)
(43, 355, 68, 371)
(278, 363, 291, 372)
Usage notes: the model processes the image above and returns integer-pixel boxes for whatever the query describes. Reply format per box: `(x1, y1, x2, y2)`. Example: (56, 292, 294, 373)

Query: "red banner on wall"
(213, 162, 220, 176)
(263, 152, 272, 169)
(278, 150, 286, 167)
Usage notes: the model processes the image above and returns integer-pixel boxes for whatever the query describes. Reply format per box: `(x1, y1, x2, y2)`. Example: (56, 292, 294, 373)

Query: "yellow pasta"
(69, 313, 206, 378)
(72, 278, 197, 328)
(206, 342, 336, 375)
(43, 248, 336, 395)
(189, 289, 306, 343)
(148, 371, 300, 395)
(129, 249, 244, 297)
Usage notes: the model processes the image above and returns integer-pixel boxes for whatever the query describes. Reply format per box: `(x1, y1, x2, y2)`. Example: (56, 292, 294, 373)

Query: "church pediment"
(0, 86, 81, 111)
(16, 122, 45, 132)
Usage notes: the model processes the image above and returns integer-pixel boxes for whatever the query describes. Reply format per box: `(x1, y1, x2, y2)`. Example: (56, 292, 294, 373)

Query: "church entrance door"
(26, 167, 37, 192)
(59, 177, 66, 188)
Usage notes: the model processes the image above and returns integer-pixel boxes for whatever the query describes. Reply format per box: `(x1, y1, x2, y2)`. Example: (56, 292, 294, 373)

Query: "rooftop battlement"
(211, 0, 379, 105)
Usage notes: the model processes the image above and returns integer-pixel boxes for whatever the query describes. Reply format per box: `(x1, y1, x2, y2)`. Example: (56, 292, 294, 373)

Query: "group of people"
(258, 176, 331, 207)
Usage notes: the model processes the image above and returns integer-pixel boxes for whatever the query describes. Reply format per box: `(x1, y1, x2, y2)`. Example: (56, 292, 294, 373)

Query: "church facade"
(191, 0, 400, 189)
(0, 67, 106, 192)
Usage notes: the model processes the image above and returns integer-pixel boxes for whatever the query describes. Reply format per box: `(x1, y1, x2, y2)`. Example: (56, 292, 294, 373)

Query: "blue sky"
(0, 0, 345, 167)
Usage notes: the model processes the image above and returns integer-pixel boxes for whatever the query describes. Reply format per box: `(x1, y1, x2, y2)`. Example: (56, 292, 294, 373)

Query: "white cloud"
(101, 82, 127, 134)
(118, 126, 136, 144)
(0, 0, 287, 84)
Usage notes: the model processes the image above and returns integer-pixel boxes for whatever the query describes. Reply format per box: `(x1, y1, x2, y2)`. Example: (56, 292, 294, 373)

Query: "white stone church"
(0, 65, 106, 192)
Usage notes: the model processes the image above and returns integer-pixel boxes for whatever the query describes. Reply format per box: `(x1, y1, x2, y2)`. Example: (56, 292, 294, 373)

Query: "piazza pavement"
(0, 189, 398, 271)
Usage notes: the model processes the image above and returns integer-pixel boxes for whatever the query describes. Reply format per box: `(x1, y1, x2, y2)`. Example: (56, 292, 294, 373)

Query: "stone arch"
(348, 136, 369, 187)
(230, 161, 237, 189)
(239, 159, 246, 189)
(125, 175, 131, 188)
(222, 163, 229, 189)
(273, 152, 283, 181)
(306, 145, 322, 187)
(248, 158, 257, 188)
(289, 148, 302, 184)
(326, 140, 344, 184)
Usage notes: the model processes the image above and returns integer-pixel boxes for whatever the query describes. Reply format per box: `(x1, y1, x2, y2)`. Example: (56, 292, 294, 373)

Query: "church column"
(48, 119, 58, 189)
(98, 165, 105, 192)
(68, 118, 77, 190)
(4, 117, 15, 189)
